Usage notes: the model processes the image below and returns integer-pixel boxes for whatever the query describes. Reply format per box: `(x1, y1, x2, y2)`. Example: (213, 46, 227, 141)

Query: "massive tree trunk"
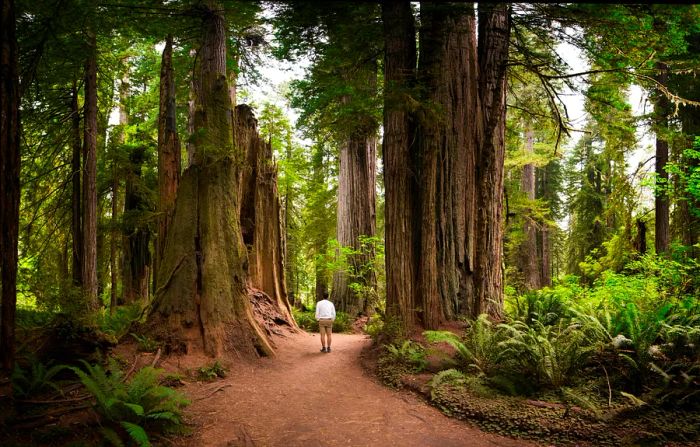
(0, 0, 20, 372)
(520, 127, 540, 290)
(82, 29, 99, 311)
(150, 2, 274, 358)
(71, 80, 83, 287)
(156, 35, 181, 285)
(237, 104, 295, 325)
(382, 0, 418, 332)
(332, 130, 377, 317)
(654, 62, 670, 255)
(122, 145, 150, 303)
(474, 3, 510, 319)
(416, 2, 479, 327)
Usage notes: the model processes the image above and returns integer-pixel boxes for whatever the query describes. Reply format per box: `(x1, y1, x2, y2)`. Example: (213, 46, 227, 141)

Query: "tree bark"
(654, 62, 670, 255)
(236, 104, 295, 326)
(156, 35, 181, 285)
(520, 127, 540, 290)
(150, 1, 274, 358)
(0, 0, 20, 372)
(71, 80, 83, 287)
(122, 145, 150, 303)
(382, 0, 418, 332)
(82, 29, 99, 311)
(474, 3, 510, 319)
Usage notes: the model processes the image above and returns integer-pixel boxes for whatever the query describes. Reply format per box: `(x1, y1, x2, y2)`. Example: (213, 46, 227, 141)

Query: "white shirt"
(315, 299, 336, 320)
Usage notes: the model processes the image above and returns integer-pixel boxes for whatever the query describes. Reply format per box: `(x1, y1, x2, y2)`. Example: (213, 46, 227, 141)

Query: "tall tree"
(150, 1, 275, 357)
(473, 3, 510, 319)
(70, 79, 83, 287)
(654, 63, 670, 255)
(0, 0, 20, 371)
(382, 0, 418, 331)
(82, 27, 99, 310)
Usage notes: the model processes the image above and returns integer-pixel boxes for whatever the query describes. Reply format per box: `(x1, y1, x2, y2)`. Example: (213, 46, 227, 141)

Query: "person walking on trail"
(315, 292, 336, 353)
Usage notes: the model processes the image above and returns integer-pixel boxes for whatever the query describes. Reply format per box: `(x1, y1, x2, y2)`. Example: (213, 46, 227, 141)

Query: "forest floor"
(172, 332, 535, 447)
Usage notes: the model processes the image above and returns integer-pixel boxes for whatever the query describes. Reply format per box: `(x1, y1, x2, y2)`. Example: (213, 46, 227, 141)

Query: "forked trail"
(177, 332, 536, 447)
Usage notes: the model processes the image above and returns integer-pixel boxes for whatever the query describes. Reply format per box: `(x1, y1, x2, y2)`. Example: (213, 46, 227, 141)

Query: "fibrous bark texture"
(150, 1, 275, 358)
(156, 35, 181, 281)
(70, 80, 83, 287)
(1, 0, 20, 371)
(474, 3, 509, 320)
(519, 128, 540, 290)
(382, 0, 418, 331)
(122, 146, 150, 303)
(82, 29, 99, 311)
(237, 104, 296, 328)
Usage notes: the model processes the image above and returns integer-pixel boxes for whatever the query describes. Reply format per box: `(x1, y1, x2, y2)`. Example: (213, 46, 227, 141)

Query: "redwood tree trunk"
(382, 0, 418, 332)
(654, 62, 670, 255)
(150, 2, 274, 358)
(156, 35, 181, 282)
(520, 127, 540, 290)
(0, 0, 20, 372)
(71, 80, 83, 287)
(474, 3, 510, 319)
(122, 145, 150, 303)
(236, 104, 295, 326)
(82, 29, 99, 311)
(333, 132, 377, 317)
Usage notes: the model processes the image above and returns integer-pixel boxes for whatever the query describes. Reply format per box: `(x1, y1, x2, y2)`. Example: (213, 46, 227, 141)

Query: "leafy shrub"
(197, 361, 227, 381)
(291, 309, 352, 333)
(69, 359, 189, 446)
(383, 340, 428, 372)
(12, 358, 66, 398)
(98, 304, 144, 341)
(130, 333, 161, 353)
(424, 314, 503, 375)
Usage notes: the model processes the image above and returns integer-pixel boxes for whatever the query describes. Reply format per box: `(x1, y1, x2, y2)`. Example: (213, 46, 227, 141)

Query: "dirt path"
(177, 332, 537, 447)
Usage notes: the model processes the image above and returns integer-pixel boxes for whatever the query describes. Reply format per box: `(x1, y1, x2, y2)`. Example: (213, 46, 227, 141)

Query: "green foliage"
(291, 308, 352, 333)
(69, 359, 189, 447)
(383, 340, 428, 373)
(424, 315, 503, 376)
(197, 361, 227, 382)
(130, 333, 161, 353)
(12, 358, 66, 398)
(98, 305, 144, 341)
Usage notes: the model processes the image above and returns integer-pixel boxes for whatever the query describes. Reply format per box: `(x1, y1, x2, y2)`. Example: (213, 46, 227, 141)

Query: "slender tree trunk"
(382, 0, 418, 332)
(110, 68, 128, 312)
(520, 127, 540, 290)
(122, 146, 150, 303)
(82, 29, 99, 311)
(150, 1, 274, 358)
(156, 35, 181, 283)
(474, 3, 510, 319)
(71, 80, 83, 287)
(655, 62, 670, 255)
(0, 0, 20, 372)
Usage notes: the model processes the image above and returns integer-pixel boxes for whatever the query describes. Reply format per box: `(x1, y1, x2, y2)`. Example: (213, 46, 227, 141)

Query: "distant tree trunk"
(0, 0, 20, 372)
(382, 0, 418, 331)
(111, 68, 128, 312)
(156, 35, 181, 284)
(122, 145, 150, 303)
(520, 127, 540, 290)
(71, 80, 83, 287)
(537, 166, 552, 286)
(150, 1, 274, 358)
(333, 129, 377, 317)
(474, 3, 510, 319)
(654, 62, 670, 255)
(236, 104, 295, 324)
(82, 29, 99, 311)
(634, 218, 647, 255)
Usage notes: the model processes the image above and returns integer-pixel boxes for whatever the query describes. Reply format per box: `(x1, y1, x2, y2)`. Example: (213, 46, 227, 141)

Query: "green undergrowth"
(374, 254, 700, 445)
(292, 308, 352, 333)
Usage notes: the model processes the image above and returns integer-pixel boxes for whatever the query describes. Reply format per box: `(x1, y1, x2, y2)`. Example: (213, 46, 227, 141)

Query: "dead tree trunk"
(1, 0, 20, 372)
(237, 104, 296, 326)
(156, 35, 181, 285)
(382, 0, 418, 332)
(474, 3, 510, 319)
(150, 2, 274, 358)
(82, 29, 99, 311)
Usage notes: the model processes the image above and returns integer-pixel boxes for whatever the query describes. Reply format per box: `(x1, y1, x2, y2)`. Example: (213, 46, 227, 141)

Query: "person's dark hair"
(322, 291, 329, 300)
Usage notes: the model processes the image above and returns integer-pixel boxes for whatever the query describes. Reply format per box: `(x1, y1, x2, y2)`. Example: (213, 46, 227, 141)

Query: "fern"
(383, 340, 428, 372)
(12, 358, 67, 398)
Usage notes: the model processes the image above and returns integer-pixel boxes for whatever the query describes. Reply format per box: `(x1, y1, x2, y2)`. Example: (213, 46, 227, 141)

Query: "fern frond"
(121, 421, 151, 447)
